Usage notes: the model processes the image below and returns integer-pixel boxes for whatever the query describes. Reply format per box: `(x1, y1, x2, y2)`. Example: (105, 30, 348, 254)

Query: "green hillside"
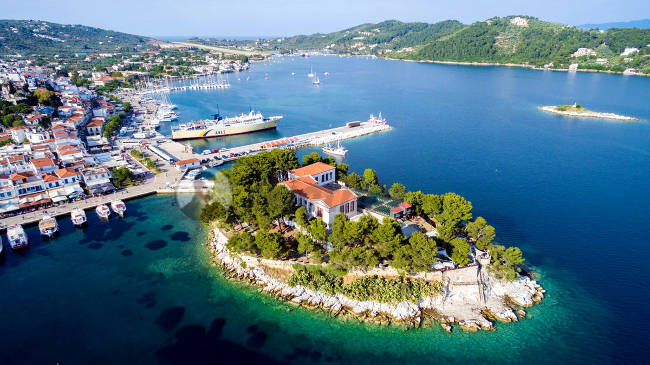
(0, 19, 156, 57)
(409, 16, 650, 71)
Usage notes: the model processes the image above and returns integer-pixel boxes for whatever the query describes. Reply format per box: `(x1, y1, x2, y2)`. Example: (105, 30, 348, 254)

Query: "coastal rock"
(209, 228, 543, 332)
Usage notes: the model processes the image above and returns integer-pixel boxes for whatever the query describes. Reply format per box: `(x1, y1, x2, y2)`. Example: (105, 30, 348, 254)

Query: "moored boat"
(6, 224, 28, 250)
(110, 200, 127, 217)
(368, 112, 388, 125)
(71, 208, 87, 227)
(96, 204, 111, 220)
(322, 140, 348, 157)
(38, 215, 58, 237)
(0, 235, 4, 257)
(171, 110, 282, 141)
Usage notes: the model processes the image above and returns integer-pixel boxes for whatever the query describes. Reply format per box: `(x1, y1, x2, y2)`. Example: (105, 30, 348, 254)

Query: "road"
(171, 42, 268, 57)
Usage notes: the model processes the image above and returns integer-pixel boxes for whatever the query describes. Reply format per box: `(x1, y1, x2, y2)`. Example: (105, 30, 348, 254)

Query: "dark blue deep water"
(1, 56, 649, 364)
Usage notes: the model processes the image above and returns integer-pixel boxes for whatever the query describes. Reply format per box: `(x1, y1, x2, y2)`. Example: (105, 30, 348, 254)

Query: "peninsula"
(538, 103, 639, 121)
(201, 151, 545, 332)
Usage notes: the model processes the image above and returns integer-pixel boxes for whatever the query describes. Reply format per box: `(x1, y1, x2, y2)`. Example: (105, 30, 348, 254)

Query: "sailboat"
(322, 140, 347, 157)
(307, 66, 315, 78)
(313, 77, 320, 86)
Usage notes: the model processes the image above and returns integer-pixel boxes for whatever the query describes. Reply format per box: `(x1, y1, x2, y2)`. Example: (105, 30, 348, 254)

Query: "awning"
(48, 188, 69, 202)
(64, 184, 84, 195)
(0, 198, 20, 213)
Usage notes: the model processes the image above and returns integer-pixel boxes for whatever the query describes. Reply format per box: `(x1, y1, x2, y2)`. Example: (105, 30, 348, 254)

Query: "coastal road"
(170, 42, 268, 57)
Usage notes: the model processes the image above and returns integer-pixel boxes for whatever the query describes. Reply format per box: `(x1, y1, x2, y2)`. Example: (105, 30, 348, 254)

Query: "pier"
(159, 120, 392, 163)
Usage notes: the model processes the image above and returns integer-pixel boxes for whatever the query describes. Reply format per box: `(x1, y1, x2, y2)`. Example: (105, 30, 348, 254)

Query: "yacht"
(6, 224, 28, 250)
(322, 140, 348, 157)
(110, 200, 127, 217)
(96, 204, 111, 220)
(70, 208, 87, 227)
(38, 215, 59, 237)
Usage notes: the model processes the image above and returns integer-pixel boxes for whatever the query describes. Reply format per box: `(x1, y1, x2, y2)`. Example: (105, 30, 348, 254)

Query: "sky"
(3, 0, 649, 37)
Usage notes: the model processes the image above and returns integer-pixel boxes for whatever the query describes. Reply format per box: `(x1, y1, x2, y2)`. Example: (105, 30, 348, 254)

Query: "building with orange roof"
(30, 157, 58, 174)
(280, 162, 357, 226)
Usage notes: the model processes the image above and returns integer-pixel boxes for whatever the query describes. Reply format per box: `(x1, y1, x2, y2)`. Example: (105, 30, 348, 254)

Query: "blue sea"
(1, 56, 649, 364)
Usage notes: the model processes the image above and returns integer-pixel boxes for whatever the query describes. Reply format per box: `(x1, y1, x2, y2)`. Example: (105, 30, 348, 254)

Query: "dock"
(159, 121, 391, 163)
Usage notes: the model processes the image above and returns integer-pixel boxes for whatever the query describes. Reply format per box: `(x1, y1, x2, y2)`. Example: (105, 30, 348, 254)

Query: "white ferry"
(171, 110, 282, 141)
(96, 204, 111, 220)
(70, 209, 87, 227)
(110, 200, 127, 217)
(6, 224, 28, 250)
(322, 140, 348, 157)
(38, 215, 58, 237)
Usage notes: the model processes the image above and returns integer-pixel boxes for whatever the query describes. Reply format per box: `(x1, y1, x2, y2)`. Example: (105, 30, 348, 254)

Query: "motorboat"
(38, 214, 58, 237)
(71, 208, 87, 227)
(110, 200, 127, 217)
(6, 224, 28, 250)
(96, 204, 111, 220)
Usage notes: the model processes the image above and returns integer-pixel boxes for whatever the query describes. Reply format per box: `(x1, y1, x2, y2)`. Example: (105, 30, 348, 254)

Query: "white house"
(30, 157, 58, 174)
(80, 166, 114, 194)
(173, 158, 200, 171)
(280, 162, 357, 226)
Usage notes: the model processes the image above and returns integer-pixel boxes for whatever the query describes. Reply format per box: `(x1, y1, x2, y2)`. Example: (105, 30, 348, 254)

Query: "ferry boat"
(38, 215, 58, 237)
(70, 208, 87, 227)
(368, 112, 388, 125)
(171, 110, 282, 141)
(110, 200, 127, 217)
(6, 224, 28, 250)
(322, 140, 348, 157)
(96, 204, 111, 220)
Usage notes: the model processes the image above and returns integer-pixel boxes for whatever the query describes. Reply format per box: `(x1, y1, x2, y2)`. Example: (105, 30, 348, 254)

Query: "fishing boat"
(110, 200, 127, 218)
(96, 204, 111, 220)
(6, 224, 28, 250)
(313, 77, 320, 85)
(38, 215, 58, 237)
(70, 208, 87, 227)
(368, 112, 388, 125)
(322, 140, 348, 157)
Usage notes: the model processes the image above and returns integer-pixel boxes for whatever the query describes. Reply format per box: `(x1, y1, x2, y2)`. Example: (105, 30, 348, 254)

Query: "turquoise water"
(2, 56, 650, 364)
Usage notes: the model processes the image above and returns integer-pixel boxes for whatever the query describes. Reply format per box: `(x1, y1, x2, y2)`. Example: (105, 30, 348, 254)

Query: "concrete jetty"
(160, 121, 391, 163)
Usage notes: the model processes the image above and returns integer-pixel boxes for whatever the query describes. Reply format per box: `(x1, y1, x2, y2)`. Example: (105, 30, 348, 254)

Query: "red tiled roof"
(280, 176, 356, 208)
(60, 149, 82, 156)
(86, 120, 103, 127)
(55, 168, 78, 178)
(289, 162, 335, 177)
(399, 202, 412, 209)
(41, 174, 60, 182)
(31, 157, 57, 168)
(174, 158, 199, 165)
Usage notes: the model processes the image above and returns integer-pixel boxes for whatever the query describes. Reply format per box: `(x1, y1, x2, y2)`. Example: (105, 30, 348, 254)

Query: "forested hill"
(200, 19, 465, 54)
(0, 19, 156, 57)
(409, 16, 650, 72)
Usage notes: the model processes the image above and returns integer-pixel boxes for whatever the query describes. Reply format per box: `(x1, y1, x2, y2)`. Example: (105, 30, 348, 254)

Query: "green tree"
(302, 152, 322, 165)
(200, 201, 230, 224)
(392, 232, 438, 272)
(404, 191, 425, 215)
(255, 230, 287, 259)
(371, 218, 404, 258)
(267, 185, 296, 226)
(436, 192, 473, 227)
(449, 238, 470, 266)
(111, 166, 134, 188)
(308, 218, 328, 243)
(343, 172, 364, 189)
(33, 88, 54, 104)
(363, 168, 378, 187)
(227, 231, 257, 254)
(488, 244, 524, 280)
(388, 183, 406, 200)
(329, 213, 349, 248)
(422, 194, 442, 216)
(465, 216, 495, 250)
(294, 206, 308, 228)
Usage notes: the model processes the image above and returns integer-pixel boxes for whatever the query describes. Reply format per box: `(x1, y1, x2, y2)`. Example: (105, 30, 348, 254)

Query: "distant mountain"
(578, 19, 650, 30)
(0, 19, 157, 56)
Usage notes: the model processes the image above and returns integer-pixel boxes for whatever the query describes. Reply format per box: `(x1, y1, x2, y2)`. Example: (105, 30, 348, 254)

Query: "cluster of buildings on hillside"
(0, 61, 146, 217)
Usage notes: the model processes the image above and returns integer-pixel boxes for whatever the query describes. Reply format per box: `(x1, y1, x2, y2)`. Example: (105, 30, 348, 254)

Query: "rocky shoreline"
(208, 228, 545, 332)
(538, 106, 639, 121)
